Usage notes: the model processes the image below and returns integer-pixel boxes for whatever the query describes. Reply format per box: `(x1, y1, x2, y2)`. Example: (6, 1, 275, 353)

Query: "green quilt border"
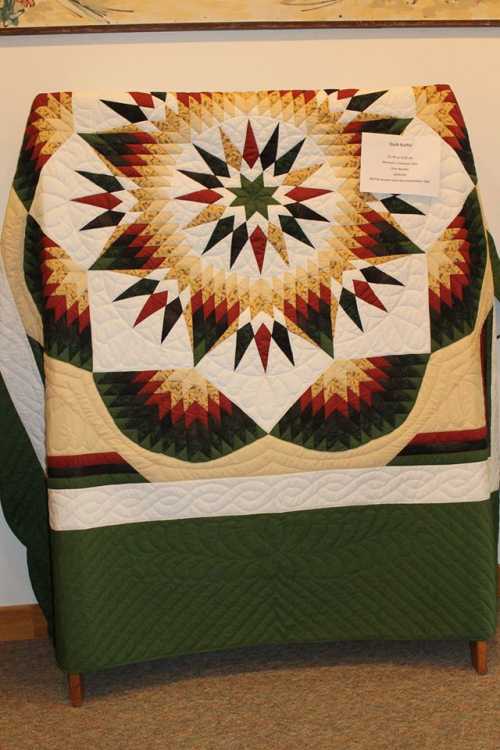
(51, 493, 499, 673)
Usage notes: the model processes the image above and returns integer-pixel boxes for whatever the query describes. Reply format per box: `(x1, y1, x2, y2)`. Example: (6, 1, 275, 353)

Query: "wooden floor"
(0, 604, 48, 642)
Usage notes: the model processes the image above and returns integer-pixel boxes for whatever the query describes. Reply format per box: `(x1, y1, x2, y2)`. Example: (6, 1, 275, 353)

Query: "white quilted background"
(89, 270, 195, 371)
(49, 459, 497, 531)
(0, 257, 45, 470)
(1, 30, 500, 602)
(29, 134, 140, 269)
(333, 254, 431, 359)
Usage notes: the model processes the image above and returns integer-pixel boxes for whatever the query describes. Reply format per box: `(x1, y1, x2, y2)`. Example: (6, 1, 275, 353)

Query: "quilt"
(1, 86, 499, 671)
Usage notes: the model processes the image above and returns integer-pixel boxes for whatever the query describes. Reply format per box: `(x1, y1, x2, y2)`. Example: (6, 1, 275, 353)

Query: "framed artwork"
(1, 0, 500, 35)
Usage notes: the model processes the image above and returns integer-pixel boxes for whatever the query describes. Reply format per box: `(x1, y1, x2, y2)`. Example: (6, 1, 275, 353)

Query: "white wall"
(1, 27, 500, 605)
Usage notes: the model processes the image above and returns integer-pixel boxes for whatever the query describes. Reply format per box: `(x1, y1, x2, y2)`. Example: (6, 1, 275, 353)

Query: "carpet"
(1, 607, 499, 750)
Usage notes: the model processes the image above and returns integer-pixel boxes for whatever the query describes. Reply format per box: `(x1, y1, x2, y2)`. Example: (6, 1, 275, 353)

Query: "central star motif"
(228, 173, 279, 220)
(173, 120, 334, 275)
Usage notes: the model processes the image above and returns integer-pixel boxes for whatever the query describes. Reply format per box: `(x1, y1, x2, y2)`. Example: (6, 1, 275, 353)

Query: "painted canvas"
(1, 0, 499, 33)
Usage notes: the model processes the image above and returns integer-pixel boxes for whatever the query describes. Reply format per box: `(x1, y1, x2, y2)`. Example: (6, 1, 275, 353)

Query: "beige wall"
(1, 28, 500, 604)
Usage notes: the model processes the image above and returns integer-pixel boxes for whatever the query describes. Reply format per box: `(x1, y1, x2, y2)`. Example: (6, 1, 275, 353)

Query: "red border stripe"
(408, 427, 487, 446)
(48, 452, 128, 469)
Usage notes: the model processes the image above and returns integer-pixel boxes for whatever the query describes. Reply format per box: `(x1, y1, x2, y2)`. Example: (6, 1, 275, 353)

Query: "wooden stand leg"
(68, 673, 84, 707)
(470, 641, 488, 675)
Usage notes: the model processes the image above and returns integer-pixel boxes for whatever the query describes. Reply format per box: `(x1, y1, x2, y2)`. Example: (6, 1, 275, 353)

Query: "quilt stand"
(469, 641, 488, 675)
(68, 674, 84, 708)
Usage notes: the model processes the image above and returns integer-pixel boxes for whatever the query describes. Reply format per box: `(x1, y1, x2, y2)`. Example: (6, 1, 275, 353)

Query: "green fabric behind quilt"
(0, 374, 52, 630)
(51, 494, 498, 673)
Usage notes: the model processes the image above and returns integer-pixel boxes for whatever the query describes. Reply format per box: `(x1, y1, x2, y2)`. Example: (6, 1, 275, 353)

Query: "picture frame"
(1, 0, 500, 35)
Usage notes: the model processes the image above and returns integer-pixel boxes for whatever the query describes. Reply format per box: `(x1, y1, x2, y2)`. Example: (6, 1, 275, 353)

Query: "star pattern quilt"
(1, 85, 499, 672)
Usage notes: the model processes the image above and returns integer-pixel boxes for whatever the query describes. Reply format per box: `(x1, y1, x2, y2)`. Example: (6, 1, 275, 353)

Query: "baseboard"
(0, 566, 499, 642)
(0, 604, 48, 642)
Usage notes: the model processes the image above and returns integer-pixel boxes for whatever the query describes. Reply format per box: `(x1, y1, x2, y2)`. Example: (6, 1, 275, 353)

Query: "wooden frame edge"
(0, 604, 48, 642)
(1, 19, 500, 36)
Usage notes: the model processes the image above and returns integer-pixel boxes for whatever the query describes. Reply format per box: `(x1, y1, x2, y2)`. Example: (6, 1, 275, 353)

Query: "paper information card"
(360, 133, 441, 198)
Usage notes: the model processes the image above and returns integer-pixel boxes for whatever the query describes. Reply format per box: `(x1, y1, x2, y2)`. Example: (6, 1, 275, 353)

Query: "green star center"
(228, 174, 280, 220)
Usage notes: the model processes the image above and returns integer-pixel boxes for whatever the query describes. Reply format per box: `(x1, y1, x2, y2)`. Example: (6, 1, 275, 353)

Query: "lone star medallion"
(79, 104, 426, 375)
